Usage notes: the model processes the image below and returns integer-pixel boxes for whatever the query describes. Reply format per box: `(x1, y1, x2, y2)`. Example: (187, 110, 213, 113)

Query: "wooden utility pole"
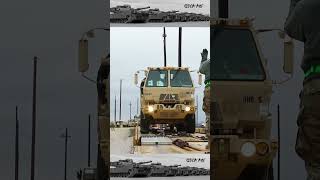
(61, 128, 71, 180)
(114, 95, 117, 123)
(30, 56, 38, 180)
(119, 79, 123, 121)
(88, 115, 91, 167)
(15, 106, 19, 180)
(129, 102, 132, 120)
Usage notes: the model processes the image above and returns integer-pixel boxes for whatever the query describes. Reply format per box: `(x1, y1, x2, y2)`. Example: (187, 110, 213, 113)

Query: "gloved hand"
(201, 49, 208, 62)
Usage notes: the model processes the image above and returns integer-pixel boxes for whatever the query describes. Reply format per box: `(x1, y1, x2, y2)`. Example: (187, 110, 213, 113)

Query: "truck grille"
(159, 94, 179, 103)
(159, 112, 179, 118)
(243, 96, 254, 103)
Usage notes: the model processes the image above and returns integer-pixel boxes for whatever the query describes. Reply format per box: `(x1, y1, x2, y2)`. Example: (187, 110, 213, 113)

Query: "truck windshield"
(146, 70, 168, 87)
(170, 70, 193, 87)
(211, 28, 265, 81)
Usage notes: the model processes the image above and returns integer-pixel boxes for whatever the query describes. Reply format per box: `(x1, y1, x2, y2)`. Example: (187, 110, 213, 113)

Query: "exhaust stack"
(218, 0, 228, 18)
(178, 27, 182, 67)
(163, 27, 167, 67)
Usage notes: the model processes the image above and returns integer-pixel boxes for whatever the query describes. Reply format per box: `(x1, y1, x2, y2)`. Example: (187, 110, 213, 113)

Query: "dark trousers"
(296, 78, 320, 179)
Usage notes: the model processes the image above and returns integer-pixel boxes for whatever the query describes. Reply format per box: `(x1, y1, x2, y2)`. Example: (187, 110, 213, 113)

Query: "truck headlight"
(240, 142, 256, 157)
(256, 142, 269, 155)
(185, 106, 191, 112)
(148, 106, 154, 112)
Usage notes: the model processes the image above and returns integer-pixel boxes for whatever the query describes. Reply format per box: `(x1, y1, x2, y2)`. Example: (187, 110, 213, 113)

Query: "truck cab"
(210, 18, 285, 180)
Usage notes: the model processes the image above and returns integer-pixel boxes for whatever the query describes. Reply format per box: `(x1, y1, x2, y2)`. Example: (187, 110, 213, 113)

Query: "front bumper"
(210, 135, 277, 179)
(211, 135, 277, 164)
(143, 104, 195, 120)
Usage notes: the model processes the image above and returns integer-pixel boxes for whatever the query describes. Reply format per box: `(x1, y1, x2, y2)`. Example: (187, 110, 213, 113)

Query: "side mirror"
(283, 40, 294, 74)
(198, 73, 203, 86)
(134, 73, 138, 85)
(78, 39, 89, 73)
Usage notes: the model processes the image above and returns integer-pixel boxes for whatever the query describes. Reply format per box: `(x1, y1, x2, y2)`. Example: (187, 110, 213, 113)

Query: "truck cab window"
(145, 70, 168, 87)
(211, 28, 266, 81)
(170, 70, 193, 87)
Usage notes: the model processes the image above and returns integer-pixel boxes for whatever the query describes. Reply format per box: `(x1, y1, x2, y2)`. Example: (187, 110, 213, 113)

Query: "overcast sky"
(110, 27, 210, 124)
(111, 0, 210, 14)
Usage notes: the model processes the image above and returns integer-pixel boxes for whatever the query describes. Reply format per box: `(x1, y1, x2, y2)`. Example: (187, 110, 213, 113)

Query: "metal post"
(88, 115, 91, 167)
(119, 79, 123, 121)
(15, 106, 19, 180)
(178, 27, 182, 67)
(114, 95, 117, 124)
(30, 56, 37, 180)
(218, 0, 229, 18)
(136, 98, 139, 115)
(129, 102, 132, 120)
(163, 27, 167, 67)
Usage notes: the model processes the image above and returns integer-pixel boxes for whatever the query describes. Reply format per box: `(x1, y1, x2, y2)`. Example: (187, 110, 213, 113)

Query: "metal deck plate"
(141, 135, 173, 145)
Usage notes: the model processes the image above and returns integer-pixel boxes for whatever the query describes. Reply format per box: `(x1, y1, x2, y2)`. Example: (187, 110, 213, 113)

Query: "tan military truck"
(210, 18, 293, 180)
(134, 66, 202, 134)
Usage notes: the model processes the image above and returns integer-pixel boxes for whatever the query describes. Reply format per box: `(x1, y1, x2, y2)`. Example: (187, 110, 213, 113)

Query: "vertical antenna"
(163, 27, 167, 67)
(178, 27, 182, 67)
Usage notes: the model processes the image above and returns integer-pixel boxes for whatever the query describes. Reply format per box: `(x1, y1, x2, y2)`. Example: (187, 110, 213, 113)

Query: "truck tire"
(185, 114, 195, 133)
(140, 112, 150, 134)
(267, 165, 274, 180)
(96, 144, 108, 180)
(176, 123, 185, 132)
(238, 165, 274, 180)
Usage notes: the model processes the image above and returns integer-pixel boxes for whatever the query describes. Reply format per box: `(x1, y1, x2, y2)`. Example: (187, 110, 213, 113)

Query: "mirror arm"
(81, 73, 97, 84)
(272, 74, 293, 85)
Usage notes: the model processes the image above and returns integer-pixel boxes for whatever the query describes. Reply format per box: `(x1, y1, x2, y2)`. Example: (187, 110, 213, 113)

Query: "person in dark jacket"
(97, 54, 110, 106)
(199, 49, 210, 149)
(285, 0, 320, 179)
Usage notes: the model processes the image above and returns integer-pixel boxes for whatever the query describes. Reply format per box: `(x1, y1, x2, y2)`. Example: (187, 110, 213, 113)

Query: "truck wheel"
(185, 114, 195, 133)
(176, 123, 185, 132)
(267, 165, 274, 180)
(96, 144, 108, 180)
(140, 112, 150, 134)
(238, 165, 274, 180)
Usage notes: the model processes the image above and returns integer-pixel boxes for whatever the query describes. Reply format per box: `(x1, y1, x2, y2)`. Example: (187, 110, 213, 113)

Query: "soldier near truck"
(199, 48, 210, 147)
(285, 0, 320, 179)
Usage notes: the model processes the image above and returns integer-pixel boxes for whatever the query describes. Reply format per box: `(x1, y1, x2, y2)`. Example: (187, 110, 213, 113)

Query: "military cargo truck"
(134, 66, 202, 134)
